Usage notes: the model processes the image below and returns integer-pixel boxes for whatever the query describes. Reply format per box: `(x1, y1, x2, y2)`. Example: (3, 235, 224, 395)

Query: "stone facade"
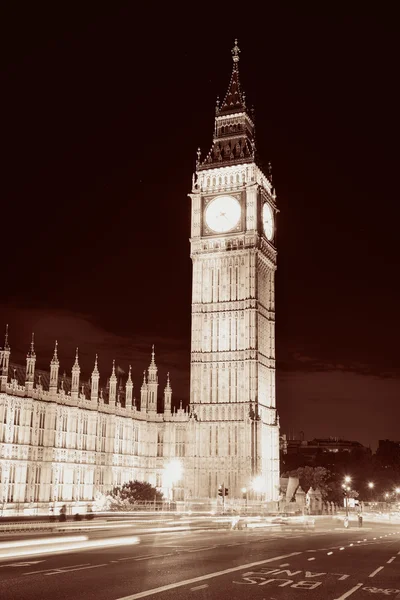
(0, 41, 280, 512)
(0, 337, 190, 512)
(187, 40, 279, 502)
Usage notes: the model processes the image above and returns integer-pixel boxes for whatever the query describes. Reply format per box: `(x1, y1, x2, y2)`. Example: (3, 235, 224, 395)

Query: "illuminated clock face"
(205, 195, 241, 233)
(262, 202, 274, 241)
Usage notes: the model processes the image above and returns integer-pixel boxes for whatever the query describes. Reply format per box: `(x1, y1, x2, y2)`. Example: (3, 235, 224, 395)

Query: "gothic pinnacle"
(28, 332, 35, 357)
(51, 340, 59, 364)
(4, 324, 9, 350)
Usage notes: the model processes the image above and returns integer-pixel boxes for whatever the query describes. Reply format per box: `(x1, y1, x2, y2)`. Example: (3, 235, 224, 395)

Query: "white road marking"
(0, 560, 45, 568)
(24, 563, 91, 575)
(226, 543, 240, 546)
(279, 563, 290, 567)
(368, 566, 384, 577)
(308, 557, 315, 561)
(340, 547, 345, 550)
(327, 552, 333, 555)
(190, 584, 209, 591)
(333, 583, 364, 599)
(46, 563, 108, 575)
(387, 556, 396, 563)
(187, 546, 216, 553)
(135, 553, 172, 561)
(115, 552, 301, 600)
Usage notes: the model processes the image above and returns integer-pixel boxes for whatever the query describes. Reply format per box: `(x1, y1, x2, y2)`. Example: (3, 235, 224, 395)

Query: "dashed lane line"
(190, 584, 209, 591)
(333, 583, 364, 600)
(115, 552, 301, 600)
(46, 563, 108, 576)
(387, 556, 396, 563)
(135, 553, 173, 561)
(24, 563, 91, 575)
(368, 566, 384, 578)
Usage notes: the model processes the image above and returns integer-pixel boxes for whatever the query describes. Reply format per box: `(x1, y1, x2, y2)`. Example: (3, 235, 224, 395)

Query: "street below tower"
(0, 517, 399, 600)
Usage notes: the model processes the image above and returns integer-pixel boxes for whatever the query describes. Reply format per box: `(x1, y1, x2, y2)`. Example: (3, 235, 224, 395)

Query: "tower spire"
(51, 340, 59, 365)
(71, 347, 80, 401)
(198, 40, 255, 170)
(219, 39, 246, 115)
(28, 333, 35, 357)
(4, 324, 9, 351)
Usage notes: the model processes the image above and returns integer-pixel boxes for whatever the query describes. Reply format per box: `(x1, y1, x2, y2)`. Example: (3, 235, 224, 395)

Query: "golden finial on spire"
(232, 39, 240, 63)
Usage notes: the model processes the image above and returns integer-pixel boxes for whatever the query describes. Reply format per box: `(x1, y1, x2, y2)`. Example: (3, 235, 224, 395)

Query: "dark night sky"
(1, 5, 399, 448)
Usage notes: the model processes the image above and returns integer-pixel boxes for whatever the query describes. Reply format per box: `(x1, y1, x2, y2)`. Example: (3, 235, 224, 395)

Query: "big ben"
(188, 41, 280, 503)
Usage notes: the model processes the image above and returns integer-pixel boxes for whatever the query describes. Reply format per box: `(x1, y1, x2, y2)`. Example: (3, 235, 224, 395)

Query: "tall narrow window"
(13, 408, 20, 443)
(215, 427, 218, 457)
(34, 466, 41, 502)
(157, 431, 163, 457)
(119, 422, 124, 454)
(61, 414, 68, 448)
(82, 416, 88, 451)
(101, 421, 106, 452)
(235, 426, 238, 456)
(38, 411, 45, 446)
(8, 464, 16, 502)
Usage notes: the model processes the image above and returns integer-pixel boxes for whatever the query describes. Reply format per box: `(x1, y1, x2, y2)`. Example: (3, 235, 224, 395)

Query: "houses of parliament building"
(0, 41, 280, 513)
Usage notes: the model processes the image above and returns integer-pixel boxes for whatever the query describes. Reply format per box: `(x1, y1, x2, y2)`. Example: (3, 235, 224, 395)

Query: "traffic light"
(218, 485, 228, 498)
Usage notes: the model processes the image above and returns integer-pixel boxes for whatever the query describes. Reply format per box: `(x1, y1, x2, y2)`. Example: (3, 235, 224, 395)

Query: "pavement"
(0, 519, 399, 600)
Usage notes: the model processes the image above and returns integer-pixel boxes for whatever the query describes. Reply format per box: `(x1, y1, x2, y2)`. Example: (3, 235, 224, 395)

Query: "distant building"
(281, 434, 370, 460)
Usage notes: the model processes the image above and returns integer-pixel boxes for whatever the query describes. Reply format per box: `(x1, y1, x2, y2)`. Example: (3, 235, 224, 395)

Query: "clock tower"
(189, 41, 280, 502)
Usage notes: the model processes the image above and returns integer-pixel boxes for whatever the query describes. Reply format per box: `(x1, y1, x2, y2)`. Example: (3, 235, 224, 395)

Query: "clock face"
(205, 195, 241, 233)
(262, 202, 274, 241)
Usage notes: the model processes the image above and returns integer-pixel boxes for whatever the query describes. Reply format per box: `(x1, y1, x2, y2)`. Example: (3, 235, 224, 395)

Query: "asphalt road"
(0, 521, 399, 600)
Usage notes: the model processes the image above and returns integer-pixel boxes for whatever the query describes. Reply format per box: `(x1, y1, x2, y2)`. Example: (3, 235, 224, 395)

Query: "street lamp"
(252, 476, 263, 493)
(241, 487, 248, 512)
(163, 459, 183, 506)
(251, 476, 265, 509)
(367, 481, 374, 502)
(343, 477, 352, 518)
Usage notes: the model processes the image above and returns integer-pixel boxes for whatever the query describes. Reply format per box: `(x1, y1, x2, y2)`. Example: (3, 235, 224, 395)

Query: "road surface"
(0, 519, 399, 599)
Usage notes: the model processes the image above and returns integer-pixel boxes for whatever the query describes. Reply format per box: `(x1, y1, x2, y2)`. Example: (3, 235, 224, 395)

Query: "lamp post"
(241, 487, 247, 513)
(251, 476, 264, 512)
(163, 459, 183, 510)
(368, 481, 374, 503)
(343, 476, 351, 519)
